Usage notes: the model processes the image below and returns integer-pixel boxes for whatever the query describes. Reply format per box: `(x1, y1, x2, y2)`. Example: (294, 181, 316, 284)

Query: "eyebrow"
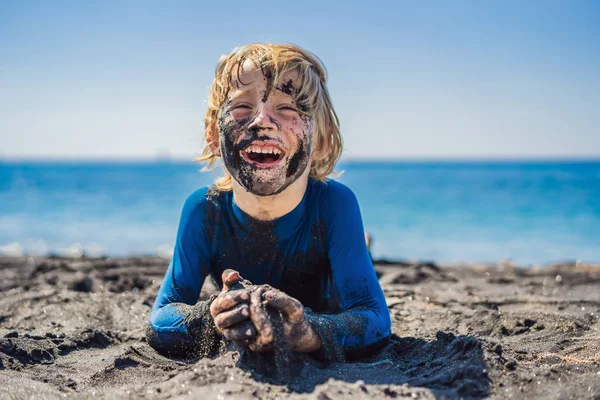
(228, 89, 254, 101)
(274, 81, 296, 96)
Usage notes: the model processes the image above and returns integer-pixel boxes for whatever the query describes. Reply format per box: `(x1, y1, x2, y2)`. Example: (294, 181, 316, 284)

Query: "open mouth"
(241, 144, 285, 167)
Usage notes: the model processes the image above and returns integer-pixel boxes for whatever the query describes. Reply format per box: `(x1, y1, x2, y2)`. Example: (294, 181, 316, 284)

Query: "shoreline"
(0, 256, 599, 399)
(2, 249, 598, 269)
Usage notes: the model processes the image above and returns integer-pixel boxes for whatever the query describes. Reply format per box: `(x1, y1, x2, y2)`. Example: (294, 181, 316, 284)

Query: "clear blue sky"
(1, 0, 599, 160)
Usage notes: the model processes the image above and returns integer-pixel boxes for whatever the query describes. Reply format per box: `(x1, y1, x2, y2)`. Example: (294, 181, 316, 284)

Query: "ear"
(206, 126, 221, 156)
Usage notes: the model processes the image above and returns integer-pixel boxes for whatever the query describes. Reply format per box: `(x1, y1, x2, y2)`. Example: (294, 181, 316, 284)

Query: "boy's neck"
(232, 172, 310, 221)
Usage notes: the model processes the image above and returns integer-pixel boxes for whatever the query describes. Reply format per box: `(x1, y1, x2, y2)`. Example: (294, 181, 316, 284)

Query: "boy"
(147, 43, 391, 361)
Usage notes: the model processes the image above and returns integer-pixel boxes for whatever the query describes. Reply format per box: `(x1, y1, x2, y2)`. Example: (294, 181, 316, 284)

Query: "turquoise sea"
(1, 160, 599, 265)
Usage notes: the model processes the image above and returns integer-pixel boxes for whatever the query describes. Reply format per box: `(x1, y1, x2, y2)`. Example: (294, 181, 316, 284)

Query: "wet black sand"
(0, 256, 598, 399)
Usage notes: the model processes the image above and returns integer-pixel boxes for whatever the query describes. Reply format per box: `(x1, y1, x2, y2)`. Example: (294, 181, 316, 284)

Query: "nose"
(248, 103, 277, 131)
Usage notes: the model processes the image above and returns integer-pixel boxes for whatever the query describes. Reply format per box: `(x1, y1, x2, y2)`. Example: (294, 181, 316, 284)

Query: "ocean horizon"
(1, 159, 599, 265)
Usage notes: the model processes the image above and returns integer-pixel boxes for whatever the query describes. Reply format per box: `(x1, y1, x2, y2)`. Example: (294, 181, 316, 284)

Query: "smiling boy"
(147, 43, 391, 361)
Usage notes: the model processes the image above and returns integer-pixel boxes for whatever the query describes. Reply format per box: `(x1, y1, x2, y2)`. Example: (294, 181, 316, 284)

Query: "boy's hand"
(249, 288, 322, 353)
(209, 271, 321, 353)
(246, 286, 275, 351)
(209, 270, 255, 343)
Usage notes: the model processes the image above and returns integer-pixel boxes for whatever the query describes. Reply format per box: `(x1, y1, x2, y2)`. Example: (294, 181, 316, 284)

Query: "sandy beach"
(0, 256, 598, 399)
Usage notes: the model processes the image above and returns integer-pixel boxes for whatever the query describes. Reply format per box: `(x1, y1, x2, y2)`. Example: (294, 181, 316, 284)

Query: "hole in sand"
(235, 332, 490, 398)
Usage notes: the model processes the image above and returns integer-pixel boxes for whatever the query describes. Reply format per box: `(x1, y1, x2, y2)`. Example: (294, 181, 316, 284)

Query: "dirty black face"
(217, 67, 314, 197)
(218, 112, 312, 196)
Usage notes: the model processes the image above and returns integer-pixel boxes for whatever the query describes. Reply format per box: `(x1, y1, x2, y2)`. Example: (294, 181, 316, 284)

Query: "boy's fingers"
(210, 289, 250, 317)
(249, 287, 274, 348)
(265, 290, 304, 324)
(221, 269, 242, 291)
(213, 303, 250, 329)
(248, 339, 273, 352)
(222, 321, 256, 342)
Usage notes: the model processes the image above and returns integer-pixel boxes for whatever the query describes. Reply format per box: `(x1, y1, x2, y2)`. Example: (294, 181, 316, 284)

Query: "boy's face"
(216, 60, 314, 197)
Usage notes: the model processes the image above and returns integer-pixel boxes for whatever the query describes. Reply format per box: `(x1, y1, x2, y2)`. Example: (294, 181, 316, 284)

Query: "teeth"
(243, 146, 282, 155)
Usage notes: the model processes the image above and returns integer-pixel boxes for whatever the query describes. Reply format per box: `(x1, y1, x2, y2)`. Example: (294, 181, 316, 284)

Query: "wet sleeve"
(146, 189, 220, 358)
(307, 181, 391, 362)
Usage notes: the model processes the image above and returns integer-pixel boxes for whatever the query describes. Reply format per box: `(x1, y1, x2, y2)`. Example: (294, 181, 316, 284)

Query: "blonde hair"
(194, 43, 342, 190)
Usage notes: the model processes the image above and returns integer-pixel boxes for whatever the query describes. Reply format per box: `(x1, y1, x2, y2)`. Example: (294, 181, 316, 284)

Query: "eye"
(230, 103, 253, 118)
(277, 105, 300, 115)
(232, 104, 252, 110)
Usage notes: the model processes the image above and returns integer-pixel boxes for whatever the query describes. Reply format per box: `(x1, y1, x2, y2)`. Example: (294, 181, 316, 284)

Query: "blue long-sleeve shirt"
(147, 178, 391, 360)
